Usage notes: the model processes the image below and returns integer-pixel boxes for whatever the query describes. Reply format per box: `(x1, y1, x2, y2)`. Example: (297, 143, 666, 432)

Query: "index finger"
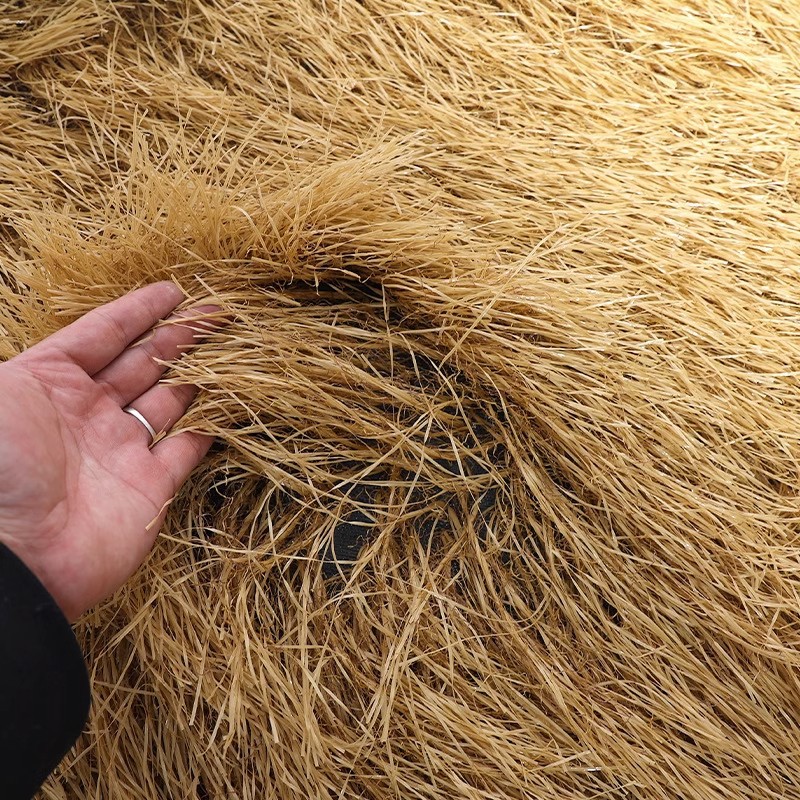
(30, 281, 186, 375)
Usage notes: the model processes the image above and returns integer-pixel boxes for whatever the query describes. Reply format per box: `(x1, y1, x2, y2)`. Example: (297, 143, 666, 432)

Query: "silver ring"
(123, 406, 157, 443)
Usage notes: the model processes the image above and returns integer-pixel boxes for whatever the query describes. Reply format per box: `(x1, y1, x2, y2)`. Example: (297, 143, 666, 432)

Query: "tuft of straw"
(3, 0, 800, 797)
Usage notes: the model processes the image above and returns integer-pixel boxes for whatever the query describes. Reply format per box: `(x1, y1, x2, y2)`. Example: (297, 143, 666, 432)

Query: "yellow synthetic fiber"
(3, 0, 800, 797)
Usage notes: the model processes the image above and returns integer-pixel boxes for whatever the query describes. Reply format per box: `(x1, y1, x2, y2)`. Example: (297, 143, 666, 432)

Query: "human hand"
(0, 281, 224, 621)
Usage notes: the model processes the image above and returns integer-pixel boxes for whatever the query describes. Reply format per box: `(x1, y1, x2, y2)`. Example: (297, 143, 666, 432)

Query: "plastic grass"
(3, 1, 800, 798)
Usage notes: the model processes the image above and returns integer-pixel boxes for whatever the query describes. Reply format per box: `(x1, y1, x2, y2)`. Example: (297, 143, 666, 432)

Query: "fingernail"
(193, 304, 224, 317)
(185, 304, 229, 330)
(165, 281, 185, 301)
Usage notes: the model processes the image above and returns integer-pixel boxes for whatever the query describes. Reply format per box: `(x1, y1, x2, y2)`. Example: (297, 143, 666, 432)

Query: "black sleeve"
(0, 543, 90, 800)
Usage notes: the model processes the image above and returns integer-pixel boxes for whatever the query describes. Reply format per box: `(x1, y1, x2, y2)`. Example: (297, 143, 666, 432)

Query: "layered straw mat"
(5, 1, 800, 798)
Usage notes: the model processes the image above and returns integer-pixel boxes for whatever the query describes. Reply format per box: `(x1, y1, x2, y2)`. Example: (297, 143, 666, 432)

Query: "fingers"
(33, 281, 185, 375)
(122, 381, 200, 445)
(65, 283, 226, 493)
(150, 430, 215, 493)
(94, 304, 224, 406)
(123, 384, 215, 509)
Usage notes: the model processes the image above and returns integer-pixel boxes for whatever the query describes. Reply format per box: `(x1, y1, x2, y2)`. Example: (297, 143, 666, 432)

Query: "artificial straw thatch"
(3, 0, 800, 797)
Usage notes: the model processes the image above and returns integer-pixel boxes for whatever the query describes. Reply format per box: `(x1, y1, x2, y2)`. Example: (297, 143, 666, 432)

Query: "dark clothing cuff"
(0, 542, 90, 799)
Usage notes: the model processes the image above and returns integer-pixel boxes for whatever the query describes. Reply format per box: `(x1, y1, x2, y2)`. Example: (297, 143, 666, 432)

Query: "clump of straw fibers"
(4, 0, 800, 797)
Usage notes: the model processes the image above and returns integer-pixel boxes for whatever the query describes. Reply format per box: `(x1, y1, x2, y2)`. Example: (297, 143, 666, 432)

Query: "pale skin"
(0, 281, 224, 622)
